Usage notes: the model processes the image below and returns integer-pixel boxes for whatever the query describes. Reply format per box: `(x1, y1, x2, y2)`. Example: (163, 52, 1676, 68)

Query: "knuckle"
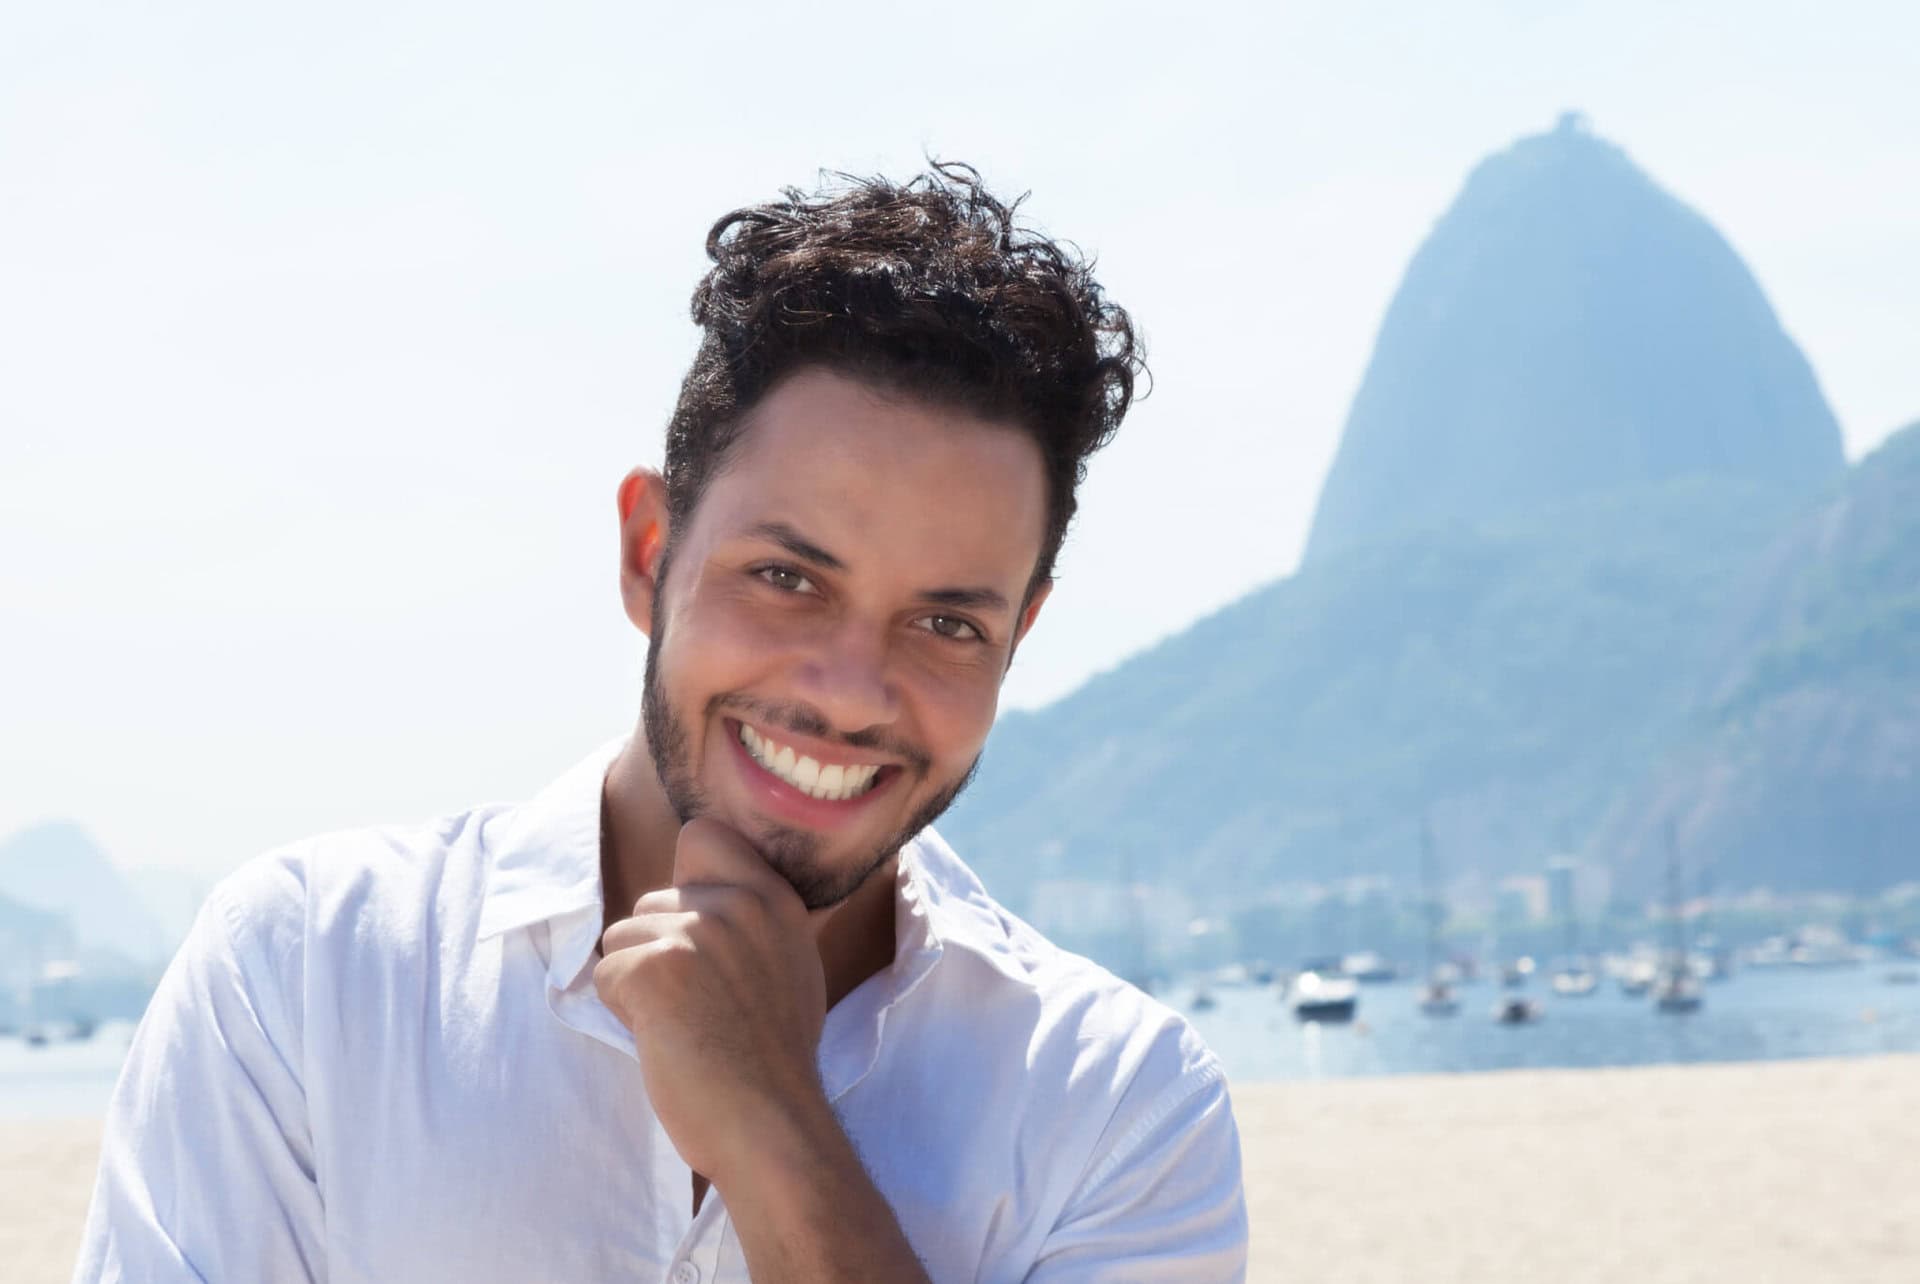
(681, 908, 725, 945)
(632, 889, 678, 916)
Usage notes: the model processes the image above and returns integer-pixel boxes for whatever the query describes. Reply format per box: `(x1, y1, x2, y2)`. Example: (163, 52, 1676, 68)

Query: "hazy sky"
(5, 2, 1917, 879)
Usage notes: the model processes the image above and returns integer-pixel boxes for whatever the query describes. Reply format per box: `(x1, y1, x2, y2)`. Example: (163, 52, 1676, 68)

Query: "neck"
(600, 731, 899, 1009)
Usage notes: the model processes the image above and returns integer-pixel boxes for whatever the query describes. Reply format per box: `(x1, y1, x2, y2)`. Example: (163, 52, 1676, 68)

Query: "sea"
(3, 965, 1918, 1121)
(1183, 963, 1920, 1082)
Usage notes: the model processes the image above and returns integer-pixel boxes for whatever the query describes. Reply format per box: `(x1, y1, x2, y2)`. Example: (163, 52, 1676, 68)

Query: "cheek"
(658, 582, 791, 688)
(668, 575, 794, 667)
(905, 662, 1001, 766)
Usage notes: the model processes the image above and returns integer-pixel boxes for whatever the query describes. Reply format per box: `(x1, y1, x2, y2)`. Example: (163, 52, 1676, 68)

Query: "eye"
(754, 565, 817, 594)
(915, 614, 985, 642)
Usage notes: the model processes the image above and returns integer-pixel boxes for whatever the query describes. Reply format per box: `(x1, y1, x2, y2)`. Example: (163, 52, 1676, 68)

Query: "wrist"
(706, 1085, 848, 1199)
(705, 1090, 932, 1283)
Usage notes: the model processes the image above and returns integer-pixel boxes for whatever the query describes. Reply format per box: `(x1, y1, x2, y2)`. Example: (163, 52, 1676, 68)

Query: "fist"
(593, 818, 831, 1183)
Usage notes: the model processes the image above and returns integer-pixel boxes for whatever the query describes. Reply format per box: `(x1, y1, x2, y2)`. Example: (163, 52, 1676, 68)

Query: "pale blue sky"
(5, 1, 1917, 878)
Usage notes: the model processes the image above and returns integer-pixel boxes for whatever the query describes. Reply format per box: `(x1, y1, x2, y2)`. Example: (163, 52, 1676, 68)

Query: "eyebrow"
(749, 521, 846, 571)
(745, 520, 1012, 615)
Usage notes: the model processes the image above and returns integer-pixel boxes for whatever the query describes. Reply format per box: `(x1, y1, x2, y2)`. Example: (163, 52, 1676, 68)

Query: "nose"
(793, 618, 900, 735)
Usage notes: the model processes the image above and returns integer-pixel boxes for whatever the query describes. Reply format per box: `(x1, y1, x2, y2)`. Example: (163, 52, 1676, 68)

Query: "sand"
(10, 1054, 1918, 1282)
(1236, 1053, 1920, 1284)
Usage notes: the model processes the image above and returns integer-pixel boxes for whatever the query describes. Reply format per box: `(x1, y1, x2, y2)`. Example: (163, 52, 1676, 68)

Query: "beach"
(9, 1053, 1917, 1282)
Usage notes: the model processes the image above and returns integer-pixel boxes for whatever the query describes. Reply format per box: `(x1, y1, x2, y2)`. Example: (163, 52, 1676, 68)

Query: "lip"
(723, 718, 901, 829)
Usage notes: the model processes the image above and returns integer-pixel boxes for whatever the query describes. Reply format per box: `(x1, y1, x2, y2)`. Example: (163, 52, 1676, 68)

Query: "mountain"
(0, 821, 171, 967)
(1304, 113, 1845, 564)
(942, 120, 1913, 941)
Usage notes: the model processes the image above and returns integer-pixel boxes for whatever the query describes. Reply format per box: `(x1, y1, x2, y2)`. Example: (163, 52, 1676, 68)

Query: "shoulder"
(911, 828, 1231, 1128)
(907, 831, 1243, 1257)
(202, 803, 508, 981)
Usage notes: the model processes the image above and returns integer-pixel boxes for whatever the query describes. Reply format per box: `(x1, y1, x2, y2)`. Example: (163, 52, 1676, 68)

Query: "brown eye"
(756, 566, 815, 594)
(917, 614, 983, 642)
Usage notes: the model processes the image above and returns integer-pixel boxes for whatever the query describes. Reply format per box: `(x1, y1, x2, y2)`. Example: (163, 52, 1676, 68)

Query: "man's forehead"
(697, 371, 1049, 572)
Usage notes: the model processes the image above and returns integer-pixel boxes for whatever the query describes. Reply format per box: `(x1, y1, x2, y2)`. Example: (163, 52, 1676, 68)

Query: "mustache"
(710, 693, 933, 774)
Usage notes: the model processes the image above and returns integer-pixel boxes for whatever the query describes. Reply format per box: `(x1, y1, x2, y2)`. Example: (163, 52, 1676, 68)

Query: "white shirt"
(75, 741, 1247, 1282)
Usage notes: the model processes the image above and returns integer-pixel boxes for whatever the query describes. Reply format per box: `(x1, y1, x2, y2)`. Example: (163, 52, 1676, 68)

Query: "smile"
(736, 722, 887, 802)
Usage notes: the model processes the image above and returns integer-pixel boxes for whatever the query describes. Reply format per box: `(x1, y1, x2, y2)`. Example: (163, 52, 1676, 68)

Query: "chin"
(750, 822, 896, 911)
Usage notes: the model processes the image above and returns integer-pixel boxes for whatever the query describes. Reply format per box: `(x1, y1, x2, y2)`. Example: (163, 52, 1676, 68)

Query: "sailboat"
(1653, 820, 1703, 1015)
(1550, 875, 1598, 998)
(1416, 818, 1459, 1016)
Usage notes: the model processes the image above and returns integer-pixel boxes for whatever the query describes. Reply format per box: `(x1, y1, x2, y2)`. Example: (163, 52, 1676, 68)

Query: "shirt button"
(670, 1262, 700, 1284)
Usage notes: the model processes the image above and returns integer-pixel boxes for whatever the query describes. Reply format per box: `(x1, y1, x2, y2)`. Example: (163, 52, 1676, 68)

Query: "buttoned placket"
(663, 1183, 733, 1284)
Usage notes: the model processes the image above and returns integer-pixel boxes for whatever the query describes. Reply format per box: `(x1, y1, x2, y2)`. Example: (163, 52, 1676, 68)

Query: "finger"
(605, 885, 759, 953)
(631, 887, 688, 917)
(602, 909, 695, 954)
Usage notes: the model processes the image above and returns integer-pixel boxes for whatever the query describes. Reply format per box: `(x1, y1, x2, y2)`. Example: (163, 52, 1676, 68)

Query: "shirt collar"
(896, 826, 1031, 988)
(476, 738, 1033, 996)
(816, 826, 1031, 1099)
(475, 737, 624, 948)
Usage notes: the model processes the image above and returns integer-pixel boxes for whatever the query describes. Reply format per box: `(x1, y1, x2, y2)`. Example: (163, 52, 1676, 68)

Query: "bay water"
(4, 965, 1918, 1120)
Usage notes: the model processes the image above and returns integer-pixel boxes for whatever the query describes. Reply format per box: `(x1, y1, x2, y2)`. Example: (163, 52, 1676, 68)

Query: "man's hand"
(592, 817, 831, 1187)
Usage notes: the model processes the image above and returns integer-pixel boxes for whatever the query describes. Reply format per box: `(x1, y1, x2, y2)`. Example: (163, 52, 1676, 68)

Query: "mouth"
(724, 717, 903, 823)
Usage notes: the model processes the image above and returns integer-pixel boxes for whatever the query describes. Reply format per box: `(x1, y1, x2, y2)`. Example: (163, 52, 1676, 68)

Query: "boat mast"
(1665, 818, 1688, 967)
(1420, 815, 1441, 978)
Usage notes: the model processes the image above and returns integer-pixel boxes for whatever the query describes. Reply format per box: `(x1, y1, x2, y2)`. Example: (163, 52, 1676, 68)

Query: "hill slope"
(948, 476, 1804, 908)
(1596, 423, 1920, 892)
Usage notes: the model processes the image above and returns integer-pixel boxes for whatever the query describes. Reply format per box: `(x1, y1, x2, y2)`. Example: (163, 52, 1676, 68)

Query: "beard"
(641, 620, 981, 911)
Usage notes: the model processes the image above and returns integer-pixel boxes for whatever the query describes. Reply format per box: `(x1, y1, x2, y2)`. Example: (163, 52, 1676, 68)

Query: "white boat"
(1550, 965, 1598, 997)
(1288, 970, 1360, 1023)
(1617, 957, 1657, 997)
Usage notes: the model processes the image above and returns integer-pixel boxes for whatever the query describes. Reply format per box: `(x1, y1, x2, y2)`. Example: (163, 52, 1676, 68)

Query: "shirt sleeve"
(72, 864, 326, 1283)
(1024, 1063, 1249, 1283)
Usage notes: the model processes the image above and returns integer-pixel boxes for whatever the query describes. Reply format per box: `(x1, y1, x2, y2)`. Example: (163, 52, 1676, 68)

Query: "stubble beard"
(640, 623, 982, 911)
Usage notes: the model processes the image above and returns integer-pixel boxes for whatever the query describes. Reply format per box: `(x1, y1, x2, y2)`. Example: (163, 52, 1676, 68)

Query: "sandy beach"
(10, 1053, 1917, 1282)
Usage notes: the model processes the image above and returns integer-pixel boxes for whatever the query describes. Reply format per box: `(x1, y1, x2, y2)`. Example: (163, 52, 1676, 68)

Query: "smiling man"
(75, 165, 1248, 1282)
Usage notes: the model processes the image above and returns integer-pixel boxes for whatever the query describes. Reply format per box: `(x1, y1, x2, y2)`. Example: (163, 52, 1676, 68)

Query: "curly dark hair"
(661, 162, 1144, 598)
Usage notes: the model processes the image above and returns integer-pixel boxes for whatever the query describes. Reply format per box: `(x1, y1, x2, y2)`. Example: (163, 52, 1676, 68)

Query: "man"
(76, 164, 1248, 1282)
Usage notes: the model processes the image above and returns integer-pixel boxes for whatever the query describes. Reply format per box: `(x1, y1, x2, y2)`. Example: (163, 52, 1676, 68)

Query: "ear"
(616, 468, 671, 638)
(1007, 577, 1053, 666)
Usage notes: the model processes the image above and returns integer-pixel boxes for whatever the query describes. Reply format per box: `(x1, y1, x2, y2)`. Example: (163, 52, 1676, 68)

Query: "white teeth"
(735, 722, 883, 801)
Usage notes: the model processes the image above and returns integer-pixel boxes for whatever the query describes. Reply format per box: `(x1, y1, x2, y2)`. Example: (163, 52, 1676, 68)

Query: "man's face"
(636, 367, 1050, 909)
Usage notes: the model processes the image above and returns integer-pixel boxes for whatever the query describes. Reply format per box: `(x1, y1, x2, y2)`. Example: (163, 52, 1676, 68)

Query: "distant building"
(1027, 879, 1195, 966)
(1497, 875, 1549, 926)
(1546, 856, 1612, 921)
